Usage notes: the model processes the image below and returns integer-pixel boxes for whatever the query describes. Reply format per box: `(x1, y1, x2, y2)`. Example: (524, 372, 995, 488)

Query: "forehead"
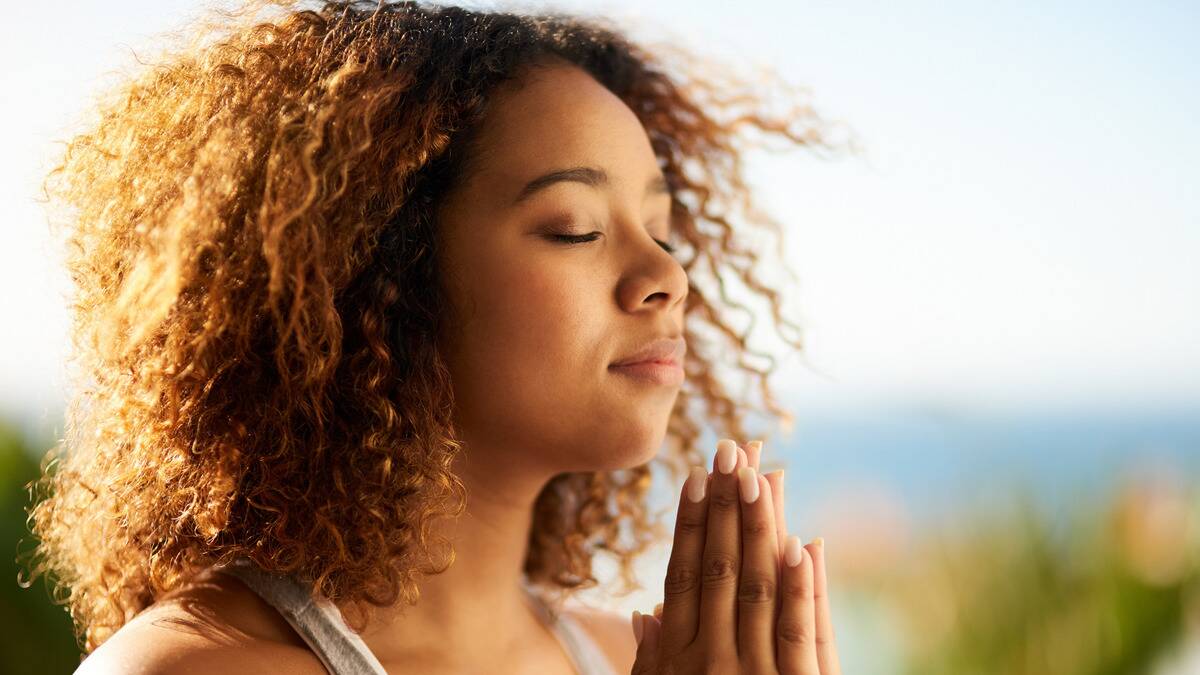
(458, 63, 660, 209)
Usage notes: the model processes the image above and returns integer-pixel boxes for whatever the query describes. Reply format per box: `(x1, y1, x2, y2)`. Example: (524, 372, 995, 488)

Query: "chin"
(563, 400, 671, 470)
(607, 432, 666, 470)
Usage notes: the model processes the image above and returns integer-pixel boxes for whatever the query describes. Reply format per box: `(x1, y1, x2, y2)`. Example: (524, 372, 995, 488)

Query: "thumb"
(630, 611, 661, 674)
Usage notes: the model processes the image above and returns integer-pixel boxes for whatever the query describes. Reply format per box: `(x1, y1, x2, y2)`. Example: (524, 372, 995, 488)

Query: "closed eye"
(548, 232, 602, 245)
(549, 232, 675, 254)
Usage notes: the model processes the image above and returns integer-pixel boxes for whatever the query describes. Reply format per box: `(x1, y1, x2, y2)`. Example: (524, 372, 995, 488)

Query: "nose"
(615, 229, 689, 315)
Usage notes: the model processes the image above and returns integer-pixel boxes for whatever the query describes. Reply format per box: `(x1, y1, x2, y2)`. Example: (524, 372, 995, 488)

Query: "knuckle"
(708, 489, 739, 513)
(742, 517, 772, 537)
(676, 514, 707, 536)
(738, 576, 776, 604)
(664, 564, 700, 597)
(782, 579, 809, 603)
(701, 553, 738, 586)
(777, 618, 814, 647)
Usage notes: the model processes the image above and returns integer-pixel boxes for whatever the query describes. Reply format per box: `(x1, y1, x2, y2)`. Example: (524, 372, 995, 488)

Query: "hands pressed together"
(630, 439, 843, 675)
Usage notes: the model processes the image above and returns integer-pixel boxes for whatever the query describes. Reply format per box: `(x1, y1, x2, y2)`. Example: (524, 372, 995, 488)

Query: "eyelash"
(551, 232, 676, 254)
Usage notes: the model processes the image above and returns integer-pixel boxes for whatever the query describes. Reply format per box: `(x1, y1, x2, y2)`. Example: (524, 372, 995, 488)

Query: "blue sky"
(2, 0, 1197, 436)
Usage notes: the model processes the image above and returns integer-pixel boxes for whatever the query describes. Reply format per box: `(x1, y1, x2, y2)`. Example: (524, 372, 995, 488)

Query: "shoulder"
(563, 604, 638, 674)
(73, 567, 325, 675)
(73, 632, 257, 675)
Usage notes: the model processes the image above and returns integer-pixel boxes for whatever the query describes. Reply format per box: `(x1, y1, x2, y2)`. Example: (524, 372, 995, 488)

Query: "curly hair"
(20, 0, 858, 654)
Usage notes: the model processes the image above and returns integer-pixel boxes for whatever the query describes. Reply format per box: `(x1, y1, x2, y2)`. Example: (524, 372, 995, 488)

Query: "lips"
(609, 359, 685, 386)
(610, 336, 686, 368)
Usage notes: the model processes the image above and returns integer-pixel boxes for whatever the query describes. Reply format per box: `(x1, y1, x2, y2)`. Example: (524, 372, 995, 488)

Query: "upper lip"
(610, 336, 687, 367)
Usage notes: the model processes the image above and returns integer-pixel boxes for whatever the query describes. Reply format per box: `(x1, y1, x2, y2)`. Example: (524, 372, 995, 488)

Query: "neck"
(353, 439, 559, 665)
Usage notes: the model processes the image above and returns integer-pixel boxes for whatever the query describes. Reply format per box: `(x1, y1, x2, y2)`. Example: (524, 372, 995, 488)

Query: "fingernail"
(686, 466, 707, 503)
(750, 440, 763, 454)
(716, 439, 737, 474)
(785, 535, 804, 567)
(737, 466, 759, 503)
(813, 536, 824, 550)
(632, 610, 644, 644)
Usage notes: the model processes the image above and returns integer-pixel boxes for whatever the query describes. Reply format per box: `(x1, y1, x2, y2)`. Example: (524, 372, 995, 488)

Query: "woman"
(25, 1, 853, 672)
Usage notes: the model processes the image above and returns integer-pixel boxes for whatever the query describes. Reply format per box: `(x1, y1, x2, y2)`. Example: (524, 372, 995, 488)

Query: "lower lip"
(609, 360, 684, 386)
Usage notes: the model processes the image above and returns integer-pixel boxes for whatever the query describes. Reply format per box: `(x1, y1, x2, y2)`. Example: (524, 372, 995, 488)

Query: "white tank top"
(213, 557, 618, 675)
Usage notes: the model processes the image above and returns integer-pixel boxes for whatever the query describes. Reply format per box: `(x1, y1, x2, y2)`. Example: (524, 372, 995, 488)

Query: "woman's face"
(435, 62, 688, 475)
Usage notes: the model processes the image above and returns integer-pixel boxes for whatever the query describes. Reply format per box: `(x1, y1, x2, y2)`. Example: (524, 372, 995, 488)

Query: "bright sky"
(2, 0, 1197, 437)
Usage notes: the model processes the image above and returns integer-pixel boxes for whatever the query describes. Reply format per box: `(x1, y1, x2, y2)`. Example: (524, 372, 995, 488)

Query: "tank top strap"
(213, 557, 387, 675)
(521, 583, 619, 675)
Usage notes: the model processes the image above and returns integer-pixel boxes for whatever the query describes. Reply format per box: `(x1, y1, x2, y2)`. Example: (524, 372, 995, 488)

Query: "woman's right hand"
(630, 439, 843, 674)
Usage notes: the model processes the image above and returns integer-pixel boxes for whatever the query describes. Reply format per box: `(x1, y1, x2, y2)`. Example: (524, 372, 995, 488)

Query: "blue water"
(667, 403, 1200, 533)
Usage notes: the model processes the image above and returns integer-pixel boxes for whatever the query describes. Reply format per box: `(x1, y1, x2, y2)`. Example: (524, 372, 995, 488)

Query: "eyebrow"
(511, 166, 671, 206)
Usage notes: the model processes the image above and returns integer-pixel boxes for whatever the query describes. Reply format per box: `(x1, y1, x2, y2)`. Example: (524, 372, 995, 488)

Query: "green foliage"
(0, 418, 83, 674)
(887, 481, 1199, 675)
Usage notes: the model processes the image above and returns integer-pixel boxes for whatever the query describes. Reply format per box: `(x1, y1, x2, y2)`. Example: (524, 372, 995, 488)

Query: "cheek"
(447, 258, 671, 470)
(472, 265, 593, 376)
(449, 265, 603, 427)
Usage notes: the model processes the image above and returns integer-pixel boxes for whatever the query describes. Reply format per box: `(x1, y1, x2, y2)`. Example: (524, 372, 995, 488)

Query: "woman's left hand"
(644, 439, 844, 675)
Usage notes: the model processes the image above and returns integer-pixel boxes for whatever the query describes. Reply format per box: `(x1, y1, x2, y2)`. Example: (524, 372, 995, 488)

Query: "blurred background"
(2, 1, 1197, 673)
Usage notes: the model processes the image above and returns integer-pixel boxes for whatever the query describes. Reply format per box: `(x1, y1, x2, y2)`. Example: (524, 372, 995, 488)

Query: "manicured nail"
(785, 535, 804, 567)
(686, 466, 707, 503)
(716, 438, 737, 474)
(632, 610, 644, 644)
(737, 466, 759, 503)
(812, 538, 827, 584)
(750, 440, 763, 454)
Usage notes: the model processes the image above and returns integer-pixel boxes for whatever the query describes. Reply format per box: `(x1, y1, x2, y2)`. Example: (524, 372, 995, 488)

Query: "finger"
(737, 470, 779, 671)
(644, 613, 662, 648)
(765, 470, 788, 564)
(630, 611, 659, 675)
(653, 602, 663, 620)
(806, 538, 843, 675)
(777, 537, 820, 675)
(644, 615, 663, 669)
(659, 465, 711, 656)
(744, 439, 763, 471)
(761, 474, 784, 624)
(763, 471, 787, 635)
(697, 438, 745, 659)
